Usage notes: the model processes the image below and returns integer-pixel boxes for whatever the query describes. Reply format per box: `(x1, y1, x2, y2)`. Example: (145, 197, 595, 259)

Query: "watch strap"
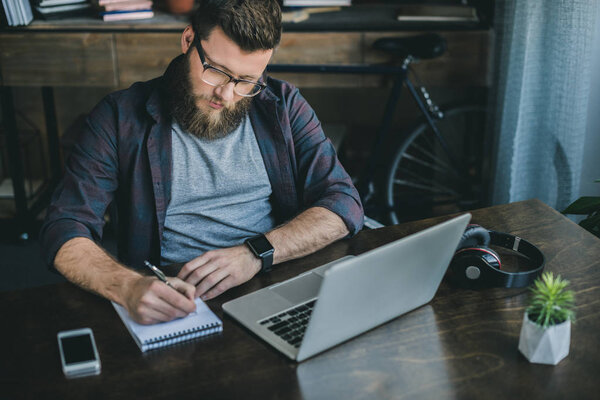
(261, 250, 273, 273)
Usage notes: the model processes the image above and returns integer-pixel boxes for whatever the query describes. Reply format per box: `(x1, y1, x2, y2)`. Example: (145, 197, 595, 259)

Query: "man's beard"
(165, 52, 252, 140)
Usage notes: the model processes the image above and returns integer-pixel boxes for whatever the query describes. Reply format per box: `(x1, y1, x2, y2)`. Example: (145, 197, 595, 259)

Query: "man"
(41, 0, 363, 325)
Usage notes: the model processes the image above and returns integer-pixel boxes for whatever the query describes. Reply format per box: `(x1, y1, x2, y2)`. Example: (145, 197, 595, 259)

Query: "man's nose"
(215, 82, 235, 103)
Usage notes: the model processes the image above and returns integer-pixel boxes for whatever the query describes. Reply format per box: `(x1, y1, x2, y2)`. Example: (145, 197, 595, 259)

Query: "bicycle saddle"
(372, 34, 447, 60)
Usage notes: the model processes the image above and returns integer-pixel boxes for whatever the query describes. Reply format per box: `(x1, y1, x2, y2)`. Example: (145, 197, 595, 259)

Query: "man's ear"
(181, 25, 194, 54)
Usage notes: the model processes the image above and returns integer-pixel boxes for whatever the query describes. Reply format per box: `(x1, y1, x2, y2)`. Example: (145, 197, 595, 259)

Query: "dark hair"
(191, 0, 282, 52)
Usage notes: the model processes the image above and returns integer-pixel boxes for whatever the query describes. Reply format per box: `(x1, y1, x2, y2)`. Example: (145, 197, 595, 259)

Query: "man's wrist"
(244, 234, 274, 273)
(112, 268, 144, 306)
(247, 249, 262, 275)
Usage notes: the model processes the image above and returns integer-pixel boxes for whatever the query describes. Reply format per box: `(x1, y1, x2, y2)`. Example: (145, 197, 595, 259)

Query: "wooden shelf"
(0, 5, 487, 33)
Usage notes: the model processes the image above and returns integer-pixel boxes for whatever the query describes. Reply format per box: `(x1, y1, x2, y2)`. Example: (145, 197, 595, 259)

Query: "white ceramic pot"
(518, 312, 571, 365)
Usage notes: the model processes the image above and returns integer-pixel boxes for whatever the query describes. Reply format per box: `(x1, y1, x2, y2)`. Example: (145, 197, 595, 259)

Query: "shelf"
(0, 5, 487, 34)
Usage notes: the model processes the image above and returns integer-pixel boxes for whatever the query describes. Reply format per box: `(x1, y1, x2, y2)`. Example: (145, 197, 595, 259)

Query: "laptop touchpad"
(270, 273, 323, 304)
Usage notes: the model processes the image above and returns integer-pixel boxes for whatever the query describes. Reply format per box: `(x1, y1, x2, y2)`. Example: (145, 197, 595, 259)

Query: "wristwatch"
(245, 234, 274, 273)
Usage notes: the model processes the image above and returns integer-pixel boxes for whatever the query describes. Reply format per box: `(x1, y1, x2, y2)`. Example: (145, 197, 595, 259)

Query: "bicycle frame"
(266, 62, 463, 210)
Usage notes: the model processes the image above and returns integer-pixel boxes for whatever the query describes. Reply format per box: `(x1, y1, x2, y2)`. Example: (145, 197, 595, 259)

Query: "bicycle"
(267, 33, 488, 226)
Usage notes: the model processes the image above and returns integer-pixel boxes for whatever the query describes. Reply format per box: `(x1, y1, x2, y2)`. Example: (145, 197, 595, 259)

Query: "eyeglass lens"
(202, 68, 262, 96)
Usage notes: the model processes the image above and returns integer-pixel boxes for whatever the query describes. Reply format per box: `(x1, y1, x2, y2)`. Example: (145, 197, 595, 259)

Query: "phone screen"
(60, 334, 96, 365)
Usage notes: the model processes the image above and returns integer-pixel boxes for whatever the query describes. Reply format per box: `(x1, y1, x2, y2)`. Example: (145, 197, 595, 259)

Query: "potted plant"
(562, 179, 600, 238)
(518, 272, 575, 365)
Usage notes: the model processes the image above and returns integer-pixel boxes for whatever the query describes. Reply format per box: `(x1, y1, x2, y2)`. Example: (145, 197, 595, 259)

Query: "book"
(112, 298, 222, 352)
(34, 3, 90, 14)
(37, 0, 87, 7)
(2, 0, 33, 26)
(97, 0, 140, 6)
(20, 0, 34, 25)
(34, 2, 91, 19)
(34, 7, 91, 19)
(15, 0, 26, 24)
(102, 0, 151, 12)
(396, 5, 479, 24)
(101, 9, 153, 21)
(1, 0, 14, 26)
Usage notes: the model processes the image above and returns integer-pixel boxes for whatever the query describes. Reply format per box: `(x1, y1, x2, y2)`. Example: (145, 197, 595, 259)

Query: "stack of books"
(1, 0, 34, 25)
(94, 0, 153, 22)
(32, 0, 92, 20)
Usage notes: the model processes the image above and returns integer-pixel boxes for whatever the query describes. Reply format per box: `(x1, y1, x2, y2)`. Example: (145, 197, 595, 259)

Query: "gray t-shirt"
(160, 117, 276, 265)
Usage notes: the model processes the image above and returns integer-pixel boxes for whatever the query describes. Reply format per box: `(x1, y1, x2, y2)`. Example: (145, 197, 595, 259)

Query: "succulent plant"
(526, 272, 575, 328)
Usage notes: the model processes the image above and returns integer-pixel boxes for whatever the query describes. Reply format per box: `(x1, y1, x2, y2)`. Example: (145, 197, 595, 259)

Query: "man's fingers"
(131, 293, 178, 324)
(127, 276, 195, 325)
(169, 277, 196, 301)
(174, 245, 260, 301)
(154, 280, 197, 314)
(195, 268, 229, 298)
(177, 253, 212, 280)
(202, 276, 235, 300)
(136, 303, 176, 324)
(185, 261, 220, 287)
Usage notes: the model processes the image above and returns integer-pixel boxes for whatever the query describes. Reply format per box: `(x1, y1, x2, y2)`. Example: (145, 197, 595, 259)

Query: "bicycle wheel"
(385, 105, 488, 225)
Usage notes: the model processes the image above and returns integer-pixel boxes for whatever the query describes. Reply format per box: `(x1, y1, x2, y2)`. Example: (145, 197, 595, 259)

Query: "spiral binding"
(143, 322, 222, 350)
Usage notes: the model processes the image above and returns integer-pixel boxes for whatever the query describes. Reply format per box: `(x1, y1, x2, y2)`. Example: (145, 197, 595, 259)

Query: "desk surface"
(2, 199, 599, 399)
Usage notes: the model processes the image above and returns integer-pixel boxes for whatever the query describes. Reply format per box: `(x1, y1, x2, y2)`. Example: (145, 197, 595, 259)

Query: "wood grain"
(1, 199, 599, 399)
(115, 33, 181, 88)
(0, 33, 117, 87)
(0, 29, 491, 88)
(269, 32, 364, 88)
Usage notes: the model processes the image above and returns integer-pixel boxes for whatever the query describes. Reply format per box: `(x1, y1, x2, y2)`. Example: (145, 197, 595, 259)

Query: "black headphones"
(446, 224, 545, 289)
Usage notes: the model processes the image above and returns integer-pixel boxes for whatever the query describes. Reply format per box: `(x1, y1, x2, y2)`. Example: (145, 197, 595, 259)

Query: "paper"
(112, 298, 222, 352)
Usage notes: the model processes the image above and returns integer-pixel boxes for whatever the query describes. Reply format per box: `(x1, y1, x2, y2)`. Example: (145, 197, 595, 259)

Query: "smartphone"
(57, 328, 101, 378)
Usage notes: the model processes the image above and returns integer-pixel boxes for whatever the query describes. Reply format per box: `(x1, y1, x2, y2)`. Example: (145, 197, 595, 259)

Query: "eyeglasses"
(193, 37, 266, 98)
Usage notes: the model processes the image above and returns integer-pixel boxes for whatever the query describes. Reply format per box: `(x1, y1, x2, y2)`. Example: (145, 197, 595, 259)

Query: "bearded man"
(41, 0, 363, 325)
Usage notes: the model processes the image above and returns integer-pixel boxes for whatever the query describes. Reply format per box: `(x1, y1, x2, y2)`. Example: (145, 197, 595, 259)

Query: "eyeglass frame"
(192, 36, 267, 98)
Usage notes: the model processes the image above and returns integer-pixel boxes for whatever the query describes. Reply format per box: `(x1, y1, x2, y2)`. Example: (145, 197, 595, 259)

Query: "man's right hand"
(123, 276, 197, 325)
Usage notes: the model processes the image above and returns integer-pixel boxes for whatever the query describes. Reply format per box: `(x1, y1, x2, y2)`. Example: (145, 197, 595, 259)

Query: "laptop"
(223, 213, 470, 362)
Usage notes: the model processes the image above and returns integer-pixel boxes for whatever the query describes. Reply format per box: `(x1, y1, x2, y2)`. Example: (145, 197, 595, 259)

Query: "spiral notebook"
(112, 298, 222, 352)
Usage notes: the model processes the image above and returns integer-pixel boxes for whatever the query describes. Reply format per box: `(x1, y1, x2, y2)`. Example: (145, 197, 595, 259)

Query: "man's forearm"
(266, 206, 349, 265)
(176, 206, 351, 300)
(54, 237, 141, 305)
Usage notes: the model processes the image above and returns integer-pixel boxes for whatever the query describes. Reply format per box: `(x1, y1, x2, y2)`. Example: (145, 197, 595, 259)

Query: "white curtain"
(491, 0, 600, 209)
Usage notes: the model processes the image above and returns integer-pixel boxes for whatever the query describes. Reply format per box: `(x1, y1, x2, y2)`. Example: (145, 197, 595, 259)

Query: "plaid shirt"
(41, 55, 363, 269)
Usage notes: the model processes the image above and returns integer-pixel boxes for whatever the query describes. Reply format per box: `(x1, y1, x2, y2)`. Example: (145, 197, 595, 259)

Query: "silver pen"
(144, 260, 174, 288)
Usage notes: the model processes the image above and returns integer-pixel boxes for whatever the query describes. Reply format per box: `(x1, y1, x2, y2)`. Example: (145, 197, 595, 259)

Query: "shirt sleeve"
(286, 88, 364, 235)
(39, 95, 119, 268)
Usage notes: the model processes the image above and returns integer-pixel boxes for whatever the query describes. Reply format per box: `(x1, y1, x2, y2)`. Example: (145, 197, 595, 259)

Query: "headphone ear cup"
(448, 246, 502, 288)
(474, 246, 501, 269)
(454, 246, 501, 269)
(457, 225, 491, 250)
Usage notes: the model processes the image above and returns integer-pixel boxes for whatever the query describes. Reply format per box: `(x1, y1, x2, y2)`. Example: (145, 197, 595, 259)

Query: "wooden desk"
(1, 199, 599, 399)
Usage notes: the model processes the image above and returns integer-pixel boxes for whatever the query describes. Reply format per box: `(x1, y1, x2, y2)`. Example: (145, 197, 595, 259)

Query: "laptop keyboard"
(259, 299, 316, 348)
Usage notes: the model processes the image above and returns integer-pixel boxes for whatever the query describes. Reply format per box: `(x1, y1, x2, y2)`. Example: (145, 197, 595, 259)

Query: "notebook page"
(112, 298, 222, 344)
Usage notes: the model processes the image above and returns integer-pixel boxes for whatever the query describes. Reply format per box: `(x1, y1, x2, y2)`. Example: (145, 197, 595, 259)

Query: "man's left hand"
(177, 245, 261, 300)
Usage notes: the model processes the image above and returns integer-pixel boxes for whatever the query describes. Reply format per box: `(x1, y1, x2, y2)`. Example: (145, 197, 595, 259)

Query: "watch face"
(250, 235, 273, 256)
